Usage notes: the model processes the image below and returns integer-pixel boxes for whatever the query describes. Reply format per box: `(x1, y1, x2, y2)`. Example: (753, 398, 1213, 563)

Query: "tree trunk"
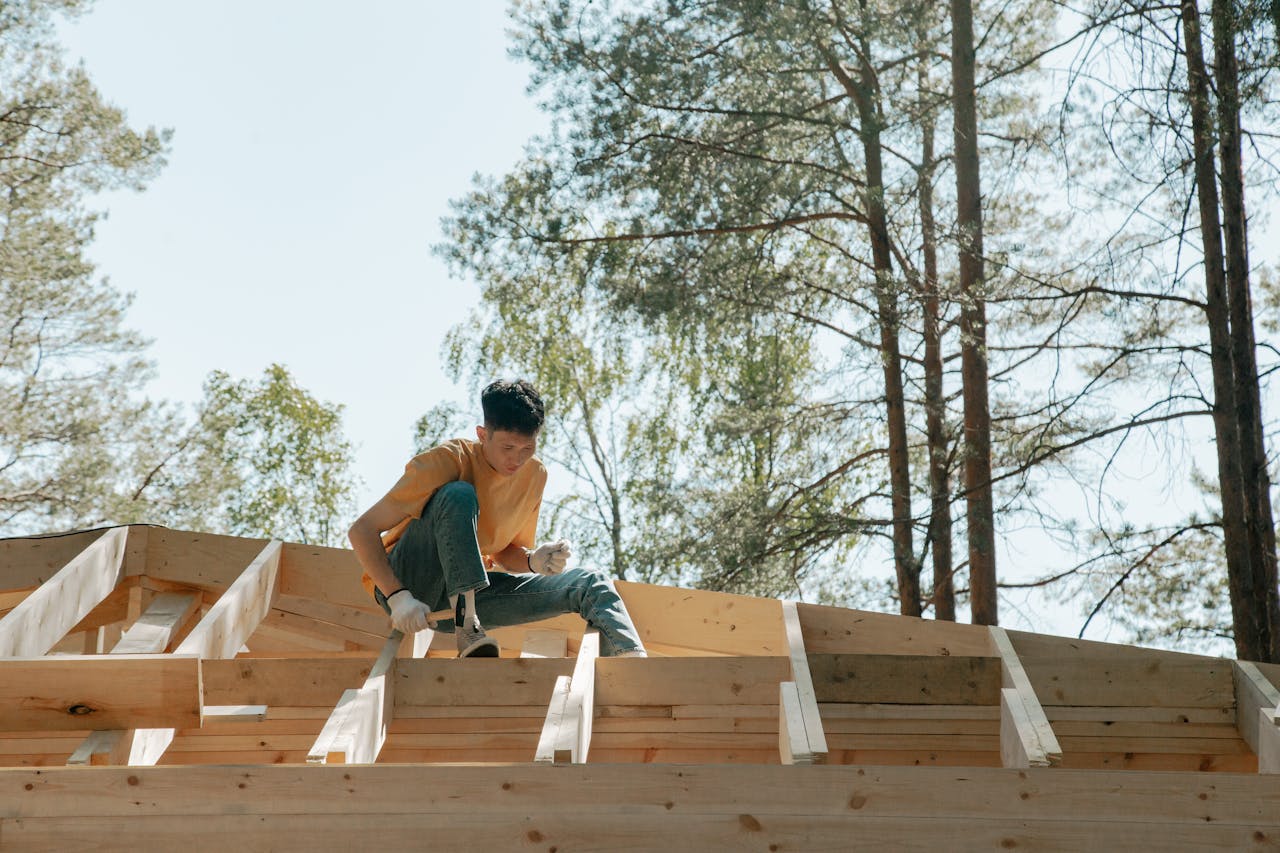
(949, 0, 997, 625)
(918, 87, 956, 622)
(1180, 0, 1262, 661)
(822, 47, 920, 617)
(1212, 0, 1280, 662)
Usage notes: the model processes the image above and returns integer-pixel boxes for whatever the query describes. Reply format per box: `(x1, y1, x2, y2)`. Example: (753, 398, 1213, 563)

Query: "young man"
(348, 379, 646, 658)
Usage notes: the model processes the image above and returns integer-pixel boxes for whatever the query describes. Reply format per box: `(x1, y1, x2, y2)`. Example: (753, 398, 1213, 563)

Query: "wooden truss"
(2, 525, 1279, 849)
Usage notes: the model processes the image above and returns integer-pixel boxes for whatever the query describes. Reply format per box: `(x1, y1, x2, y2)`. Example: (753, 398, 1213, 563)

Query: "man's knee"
(567, 567, 618, 597)
(433, 481, 479, 514)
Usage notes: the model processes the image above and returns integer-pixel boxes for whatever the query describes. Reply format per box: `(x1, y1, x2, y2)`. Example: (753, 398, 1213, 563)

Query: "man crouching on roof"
(348, 379, 647, 658)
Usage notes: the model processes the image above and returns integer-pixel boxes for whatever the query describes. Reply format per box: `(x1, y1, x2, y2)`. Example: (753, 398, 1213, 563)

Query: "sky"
(58, 0, 546, 512)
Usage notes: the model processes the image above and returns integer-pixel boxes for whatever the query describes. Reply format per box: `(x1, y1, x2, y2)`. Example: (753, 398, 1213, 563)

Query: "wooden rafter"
(781, 600, 827, 763)
(1233, 660, 1280, 773)
(65, 592, 201, 766)
(0, 527, 128, 657)
(990, 626, 1062, 768)
(307, 631, 402, 764)
(125, 541, 282, 766)
(556, 629, 599, 763)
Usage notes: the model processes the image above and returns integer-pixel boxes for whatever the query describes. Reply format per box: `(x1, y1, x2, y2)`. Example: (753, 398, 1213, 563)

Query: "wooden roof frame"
(2, 524, 1279, 849)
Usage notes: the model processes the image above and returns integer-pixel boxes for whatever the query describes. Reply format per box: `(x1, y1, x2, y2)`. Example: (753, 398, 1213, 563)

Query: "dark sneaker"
(456, 621, 500, 658)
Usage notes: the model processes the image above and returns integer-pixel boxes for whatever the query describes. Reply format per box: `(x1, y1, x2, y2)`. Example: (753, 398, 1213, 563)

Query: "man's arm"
(348, 497, 411, 596)
(492, 542, 531, 573)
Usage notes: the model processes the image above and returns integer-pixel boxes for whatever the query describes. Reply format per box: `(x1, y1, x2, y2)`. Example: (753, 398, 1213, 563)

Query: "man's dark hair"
(480, 379, 545, 435)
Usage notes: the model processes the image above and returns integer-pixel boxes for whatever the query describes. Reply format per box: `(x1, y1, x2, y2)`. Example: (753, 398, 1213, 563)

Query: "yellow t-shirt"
(360, 438, 547, 597)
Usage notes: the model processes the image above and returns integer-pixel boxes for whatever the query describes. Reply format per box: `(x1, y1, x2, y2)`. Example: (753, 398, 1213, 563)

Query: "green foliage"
(0, 0, 170, 532)
(197, 365, 359, 547)
(441, 0, 1070, 606)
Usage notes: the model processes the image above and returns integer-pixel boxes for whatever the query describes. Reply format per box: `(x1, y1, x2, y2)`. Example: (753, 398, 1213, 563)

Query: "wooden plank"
(307, 632, 400, 764)
(394, 658, 573, 707)
(781, 600, 827, 761)
(174, 540, 283, 660)
(272, 592, 389, 638)
(778, 681, 813, 765)
(614, 580, 787, 655)
(818, 703, 1000, 721)
(144, 528, 271, 593)
(203, 705, 268, 723)
(596, 657, 790, 706)
(67, 592, 204, 767)
(521, 628, 568, 658)
(109, 592, 200, 654)
(126, 542, 282, 767)
(203, 658, 374, 707)
(65, 730, 127, 767)
(396, 624, 435, 659)
(1055, 752, 1258, 772)
(807, 653, 1002, 705)
(0, 655, 201, 731)
(797, 600, 995, 656)
(534, 675, 573, 764)
(1045, 705, 1235, 724)
(1260, 707, 1280, 774)
(258, 608, 384, 651)
(0, 527, 113, 590)
(1001, 687, 1039, 768)
(277, 541, 375, 611)
(554, 628, 599, 763)
(1233, 659, 1280, 756)
(10, 810, 1280, 851)
(1007, 629, 1234, 708)
(990, 626, 1061, 766)
(0, 527, 128, 657)
(6, 763, 1280, 834)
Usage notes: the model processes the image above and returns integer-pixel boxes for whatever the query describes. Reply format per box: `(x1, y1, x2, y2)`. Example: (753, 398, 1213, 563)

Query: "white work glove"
(386, 589, 432, 634)
(528, 539, 572, 575)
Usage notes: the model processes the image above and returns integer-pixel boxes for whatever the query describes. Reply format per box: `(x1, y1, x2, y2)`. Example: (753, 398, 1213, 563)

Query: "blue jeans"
(378, 481, 645, 656)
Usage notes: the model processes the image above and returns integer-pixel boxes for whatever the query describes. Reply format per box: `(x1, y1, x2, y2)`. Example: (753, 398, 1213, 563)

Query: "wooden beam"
(990, 626, 1062, 767)
(203, 705, 268, 723)
(307, 632, 401, 764)
(67, 592, 204, 766)
(1261, 706, 1280, 774)
(110, 592, 201, 654)
(126, 542, 282, 767)
(66, 730, 128, 767)
(808, 653, 1001, 705)
(553, 629, 599, 763)
(1232, 660, 1279, 754)
(1006, 628, 1234, 708)
(614, 580, 787, 655)
(797, 599, 995, 656)
(534, 675, 573, 763)
(1233, 660, 1280, 773)
(174, 540, 282, 660)
(394, 658, 573, 707)
(396, 624, 435, 659)
(5, 764, 1280, 848)
(521, 629, 568, 659)
(778, 681, 812, 765)
(781, 600, 827, 762)
(1001, 688, 1040, 768)
(0, 527, 128, 657)
(597, 657, 790, 706)
(0, 654, 201, 731)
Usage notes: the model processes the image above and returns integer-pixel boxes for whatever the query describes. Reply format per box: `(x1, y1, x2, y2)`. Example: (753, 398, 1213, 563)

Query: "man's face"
(476, 426, 538, 476)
